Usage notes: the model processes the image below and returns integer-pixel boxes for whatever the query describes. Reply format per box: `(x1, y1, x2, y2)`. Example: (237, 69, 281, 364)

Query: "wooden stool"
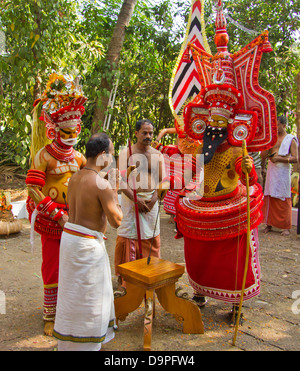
(114, 257, 204, 351)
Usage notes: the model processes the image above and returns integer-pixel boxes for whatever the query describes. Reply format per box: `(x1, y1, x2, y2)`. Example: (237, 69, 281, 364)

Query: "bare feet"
(230, 305, 244, 327)
(281, 230, 290, 236)
(44, 321, 54, 336)
(263, 225, 272, 234)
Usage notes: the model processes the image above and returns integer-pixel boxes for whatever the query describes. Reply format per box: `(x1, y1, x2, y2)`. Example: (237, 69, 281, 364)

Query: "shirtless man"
(115, 119, 165, 286)
(53, 133, 123, 351)
(67, 134, 122, 232)
(261, 115, 299, 235)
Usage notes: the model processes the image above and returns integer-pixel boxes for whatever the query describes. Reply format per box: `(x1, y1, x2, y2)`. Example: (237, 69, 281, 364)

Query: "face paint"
(58, 127, 78, 147)
(60, 137, 78, 146)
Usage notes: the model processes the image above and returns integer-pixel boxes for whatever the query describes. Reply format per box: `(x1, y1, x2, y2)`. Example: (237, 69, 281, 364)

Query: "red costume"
(165, 1, 277, 308)
(26, 73, 87, 323)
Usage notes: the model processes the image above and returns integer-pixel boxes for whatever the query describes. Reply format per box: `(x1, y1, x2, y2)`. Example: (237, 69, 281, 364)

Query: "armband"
(161, 145, 180, 157)
(36, 196, 57, 216)
(53, 209, 67, 221)
(26, 169, 46, 188)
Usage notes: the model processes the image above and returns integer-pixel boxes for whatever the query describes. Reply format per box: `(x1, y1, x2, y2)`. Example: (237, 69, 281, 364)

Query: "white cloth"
(278, 134, 298, 156)
(53, 222, 115, 351)
(264, 135, 298, 201)
(30, 208, 38, 253)
(117, 191, 160, 240)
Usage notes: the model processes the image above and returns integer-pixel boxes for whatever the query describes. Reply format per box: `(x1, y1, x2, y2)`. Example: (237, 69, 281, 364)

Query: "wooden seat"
(114, 257, 204, 351)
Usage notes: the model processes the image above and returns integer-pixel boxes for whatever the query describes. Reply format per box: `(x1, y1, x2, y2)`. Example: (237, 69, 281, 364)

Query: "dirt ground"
(0, 189, 300, 352)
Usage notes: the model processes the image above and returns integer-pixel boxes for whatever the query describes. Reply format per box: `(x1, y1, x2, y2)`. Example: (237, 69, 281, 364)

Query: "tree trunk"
(92, 0, 137, 134)
(296, 72, 300, 172)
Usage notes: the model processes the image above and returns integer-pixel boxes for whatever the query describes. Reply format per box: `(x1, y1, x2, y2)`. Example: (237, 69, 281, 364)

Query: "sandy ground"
(1, 203, 300, 352)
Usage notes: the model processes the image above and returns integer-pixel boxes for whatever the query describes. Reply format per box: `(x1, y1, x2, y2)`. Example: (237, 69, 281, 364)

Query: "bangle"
(53, 209, 67, 221)
(288, 158, 290, 164)
(37, 197, 57, 216)
(26, 169, 46, 188)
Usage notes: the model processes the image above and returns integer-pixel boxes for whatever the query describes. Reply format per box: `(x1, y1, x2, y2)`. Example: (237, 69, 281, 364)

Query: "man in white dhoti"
(53, 133, 123, 351)
(261, 115, 299, 236)
(115, 119, 166, 287)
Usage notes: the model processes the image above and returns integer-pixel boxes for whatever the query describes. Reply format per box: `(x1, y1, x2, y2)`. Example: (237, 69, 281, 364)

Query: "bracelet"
(53, 209, 67, 221)
(26, 169, 46, 188)
(288, 158, 290, 164)
(37, 196, 57, 216)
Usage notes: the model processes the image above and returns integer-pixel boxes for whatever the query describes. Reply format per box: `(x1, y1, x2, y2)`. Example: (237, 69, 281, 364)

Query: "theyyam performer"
(165, 0, 277, 322)
(26, 73, 87, 336)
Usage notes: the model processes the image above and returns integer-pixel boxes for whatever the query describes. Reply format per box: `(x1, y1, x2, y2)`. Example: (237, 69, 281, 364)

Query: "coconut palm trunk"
(92, 0, 137, 133)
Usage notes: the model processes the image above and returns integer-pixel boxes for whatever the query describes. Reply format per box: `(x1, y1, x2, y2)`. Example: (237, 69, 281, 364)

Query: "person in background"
(115, 119, 165, 287)
(261, 115, 299, 236)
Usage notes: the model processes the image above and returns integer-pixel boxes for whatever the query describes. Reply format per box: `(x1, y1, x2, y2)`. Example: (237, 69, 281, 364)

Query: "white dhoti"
(53, 222, 115, 351)
(264, 134, 298, 201)
(262, 134, 298, 230)
(117, 191, 160, 240)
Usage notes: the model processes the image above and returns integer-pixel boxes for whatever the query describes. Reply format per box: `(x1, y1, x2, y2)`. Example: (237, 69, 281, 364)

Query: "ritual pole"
(232, 141, 251, 346)
(128, 137, 143, 258)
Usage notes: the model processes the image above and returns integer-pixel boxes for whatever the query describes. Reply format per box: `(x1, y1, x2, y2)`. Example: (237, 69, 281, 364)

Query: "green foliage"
(0, 0, 299, 169)
(0, 0, 104, 169)
(104, 0, 185, 153)
(225, 0, 300, 129)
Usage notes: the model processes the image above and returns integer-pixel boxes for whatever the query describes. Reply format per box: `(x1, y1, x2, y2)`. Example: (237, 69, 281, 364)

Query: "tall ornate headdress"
(183, 0, 277, 151)
(34, 72, 87, 141)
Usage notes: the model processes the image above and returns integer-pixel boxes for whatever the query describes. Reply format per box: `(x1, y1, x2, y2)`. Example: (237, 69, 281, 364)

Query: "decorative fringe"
(30, 208, 38, 253)
(30, 101, 51, 162)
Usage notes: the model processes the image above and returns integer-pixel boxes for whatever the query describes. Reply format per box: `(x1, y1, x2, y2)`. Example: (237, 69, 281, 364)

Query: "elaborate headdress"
(35, 72, 87, 140)
(30, 73, 87, 159)
(183, 0, 277, 151)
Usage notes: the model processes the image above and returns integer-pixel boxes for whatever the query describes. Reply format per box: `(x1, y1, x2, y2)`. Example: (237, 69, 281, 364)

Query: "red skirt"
(175, 183, 263, 304)
(175, 183, 263, 241)
(184, 229, 261, 304)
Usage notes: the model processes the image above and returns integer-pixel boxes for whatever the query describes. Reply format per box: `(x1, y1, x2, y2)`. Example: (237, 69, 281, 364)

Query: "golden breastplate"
(203, 147, 240, 198)
(43, 159, 80, 204)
